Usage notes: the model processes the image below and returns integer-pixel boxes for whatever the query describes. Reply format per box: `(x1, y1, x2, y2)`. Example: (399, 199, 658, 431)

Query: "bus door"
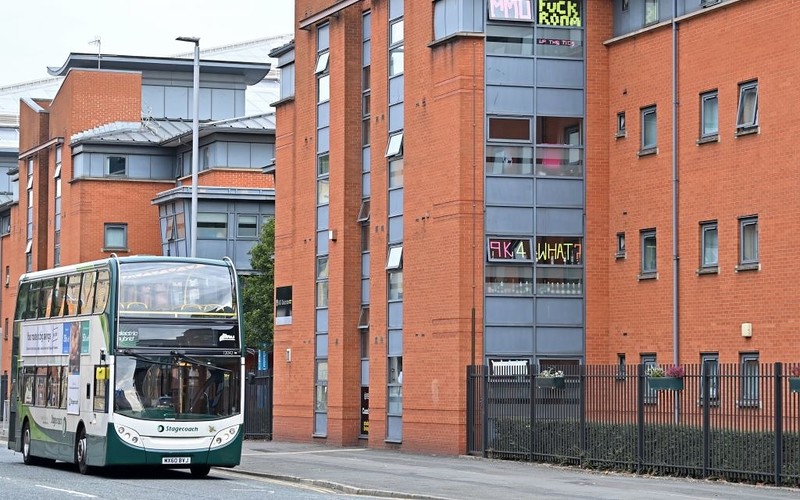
(7, 367, 19, 450)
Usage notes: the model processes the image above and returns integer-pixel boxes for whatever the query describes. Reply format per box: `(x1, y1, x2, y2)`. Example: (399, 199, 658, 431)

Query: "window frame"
(236, 214, 259, 239)
(641, 354, 657, 404)
(644, 0, 659, 25)
(738, 216, 758, 267)
(616, 111, 626, 138)
(700, 353, 719, 405)
(106, 156, 127, 177)
(640, 229, 657, 276)
(700, 90, 719, 139)
(103, 223, 128, 250)
(616, 232, 626, 259)
(736, 80, 758, 132)
(739, 352, 760, 407)
(385, 132, 404, 158)
(640, 106, 657, 153)
(386, 245, 403, 270)
(700, 221, 718, 270)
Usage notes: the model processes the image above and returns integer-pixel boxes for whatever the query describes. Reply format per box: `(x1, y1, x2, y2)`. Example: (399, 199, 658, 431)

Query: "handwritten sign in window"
(488, 238, 533, 262)
(537, 0, 582, 27)
(489, 0, 533, 22)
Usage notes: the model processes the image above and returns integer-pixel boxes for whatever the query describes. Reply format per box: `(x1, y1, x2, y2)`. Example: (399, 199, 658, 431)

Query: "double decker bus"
(7, 256, 245, 477)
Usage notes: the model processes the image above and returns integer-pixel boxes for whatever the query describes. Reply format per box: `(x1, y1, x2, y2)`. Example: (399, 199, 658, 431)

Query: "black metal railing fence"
(243, 369, 273, 439)
(467, 362, 800, 486)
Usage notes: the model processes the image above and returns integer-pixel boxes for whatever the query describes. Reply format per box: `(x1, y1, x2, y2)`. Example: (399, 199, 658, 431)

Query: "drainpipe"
(672, 0, 679, 368)
(672, 1, 680, 424)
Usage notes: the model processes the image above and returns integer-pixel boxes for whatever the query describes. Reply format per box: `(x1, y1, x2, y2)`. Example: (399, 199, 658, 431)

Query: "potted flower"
(536, 367, 565, 389)
(790, 366, 800, 393)
(646, 364, 685, 391)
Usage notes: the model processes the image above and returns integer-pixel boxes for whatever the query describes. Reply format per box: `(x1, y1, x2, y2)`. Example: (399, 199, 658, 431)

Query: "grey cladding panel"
(142, 86, 165, 118)
(536, 88, 584, 116)
(535, 298, 582, 326)
(536, 59, 583, 89)
(486, 85, 534, 115)
(536, 207, 583, 235)
(389, 103, 404, 133)
(317, 102, 330, 128)
(317, 309, 329, 333)
(485, 296, 534, 324)
(388, 301, 403, 328)
(536, 327, 583, 354)
(536, 179, 583, 207)
(486, 206, 534, 234)
(389, 75, 404, 105)
(486, 177, 534, 206)
(485, 326, 534, 354)
(486, 56, 534, 86)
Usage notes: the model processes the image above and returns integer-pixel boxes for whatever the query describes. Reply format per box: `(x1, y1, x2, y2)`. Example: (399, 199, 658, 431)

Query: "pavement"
(2, 424, 799, 499)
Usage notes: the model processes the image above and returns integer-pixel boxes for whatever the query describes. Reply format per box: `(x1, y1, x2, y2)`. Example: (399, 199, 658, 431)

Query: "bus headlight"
(210, 425, 239, 449)
(115, 425, 144, 448)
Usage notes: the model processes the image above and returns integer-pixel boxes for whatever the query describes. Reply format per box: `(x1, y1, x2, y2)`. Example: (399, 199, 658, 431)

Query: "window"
(739, 216, 758, 267)
(279, 62, 294, 100)
(616, 232, 626, 258)
(700, 354, 719, 404)
(388, 271, 403, 301)
(315, 52, 330, 74)
(386, 246, 403, 270)
(386, 133, 403, 158)
(237, 215, 258, 238)
(700, 222, 718, 269)
(318, 74, 330, 103)
(104, 223, 127, 249)
(616, 112, 626, 137)
(645, 0, 659, 25)
(318, 154, 330, 176)
(357, 199, 371, 222)
(642, 354, 657, 404)
(622, 0, 629, 11)
(389, 19, 404, 77)
(489, 117, 531, 142)
(640, 230, 656, 275)
(107, 156, 127, 176)
(358, 306, 369, 329)
(197, 213, 227, 239)
(700, 91, 718, 138)
(640, 106, 657, 151)
(739, 353, 759, 407)
(736, 81, 758, 131)
(317, 178, 329, 204)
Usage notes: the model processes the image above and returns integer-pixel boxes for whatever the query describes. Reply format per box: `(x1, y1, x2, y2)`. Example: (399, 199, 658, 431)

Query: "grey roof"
(71, 113, 276, 146)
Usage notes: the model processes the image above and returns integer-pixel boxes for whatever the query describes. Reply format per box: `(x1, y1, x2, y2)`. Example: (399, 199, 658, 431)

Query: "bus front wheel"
(190, 465, 211, 478)
(75, 426, 93, 475)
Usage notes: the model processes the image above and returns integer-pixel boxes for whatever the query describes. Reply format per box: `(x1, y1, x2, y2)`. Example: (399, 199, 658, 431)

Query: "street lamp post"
(176, 36, 200, 258)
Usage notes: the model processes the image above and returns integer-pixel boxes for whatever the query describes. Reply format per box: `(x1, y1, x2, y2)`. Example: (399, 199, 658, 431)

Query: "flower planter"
(647, 376, 684, 391)
(790, 378, 800, 393)
(536, 376, 565, 389)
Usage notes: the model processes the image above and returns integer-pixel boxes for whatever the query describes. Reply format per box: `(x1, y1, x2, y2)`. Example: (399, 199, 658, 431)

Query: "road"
(0, 445, 379, 500)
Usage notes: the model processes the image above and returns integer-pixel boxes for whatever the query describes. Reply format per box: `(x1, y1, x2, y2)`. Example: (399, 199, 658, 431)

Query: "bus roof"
(18, 255, 234, 283)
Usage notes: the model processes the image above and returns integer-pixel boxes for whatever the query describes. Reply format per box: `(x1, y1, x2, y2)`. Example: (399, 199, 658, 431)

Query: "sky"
(0, 1, 295, 87)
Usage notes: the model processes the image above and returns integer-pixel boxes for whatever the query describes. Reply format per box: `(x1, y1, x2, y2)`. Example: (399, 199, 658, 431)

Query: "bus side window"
(94, 270, 110, 314)
(80, 271, 97, 315)
(41, 279, 55, 318)
(51, 276, 67, 318)
(66, 274, 82, 316)
(15, 282, 30, 320)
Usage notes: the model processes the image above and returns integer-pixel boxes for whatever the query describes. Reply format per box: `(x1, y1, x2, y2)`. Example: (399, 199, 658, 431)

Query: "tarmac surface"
(2, 424, 799, 499)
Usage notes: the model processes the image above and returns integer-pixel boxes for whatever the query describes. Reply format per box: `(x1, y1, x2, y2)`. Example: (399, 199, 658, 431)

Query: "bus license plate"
(162, 457, 191, 465)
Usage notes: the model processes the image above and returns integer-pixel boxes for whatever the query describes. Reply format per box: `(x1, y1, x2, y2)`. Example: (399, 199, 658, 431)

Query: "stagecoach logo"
(158, 425, 199, 433)
(218, 333, 235, 342)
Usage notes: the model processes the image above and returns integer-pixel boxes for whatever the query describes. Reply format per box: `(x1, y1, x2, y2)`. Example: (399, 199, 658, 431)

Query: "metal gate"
(244, 370, 273, 439)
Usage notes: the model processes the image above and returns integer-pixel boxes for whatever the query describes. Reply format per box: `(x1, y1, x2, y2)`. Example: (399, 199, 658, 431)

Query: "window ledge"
(428, 31, 484, 49)
(696, 399, 720, 407)
(697, 134, 719, 145)
(637, 147, 658, 157)
(312, 433, 328, 439)
(737, 399, 762, 409)
(270, 96, 295, 107)
(638, 272, 658, 281)
(735, 126, 759, 137)
(615, 131, 626, 139)
(696, 266, 719, 275)
(384, 438, 403, 444)
(735, 263, 760, 272)
(102, 247, 129, 253)
(615, 252, 626, 260)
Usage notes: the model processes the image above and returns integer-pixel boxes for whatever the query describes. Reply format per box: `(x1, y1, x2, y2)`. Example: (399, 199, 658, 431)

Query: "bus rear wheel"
(75, 426, 93, 475)
(190, 465, 211, 478)
(22, 422, 39, 466)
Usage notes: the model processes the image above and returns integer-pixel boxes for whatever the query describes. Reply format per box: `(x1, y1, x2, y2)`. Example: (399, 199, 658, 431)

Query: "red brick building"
(273, 0, 797, 455)
(1, 53, 278, 390)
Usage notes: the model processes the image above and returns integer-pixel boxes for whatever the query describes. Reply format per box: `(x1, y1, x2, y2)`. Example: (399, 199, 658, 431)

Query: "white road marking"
(36, 484, 97, 498)
(241, 448, 366, 456)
